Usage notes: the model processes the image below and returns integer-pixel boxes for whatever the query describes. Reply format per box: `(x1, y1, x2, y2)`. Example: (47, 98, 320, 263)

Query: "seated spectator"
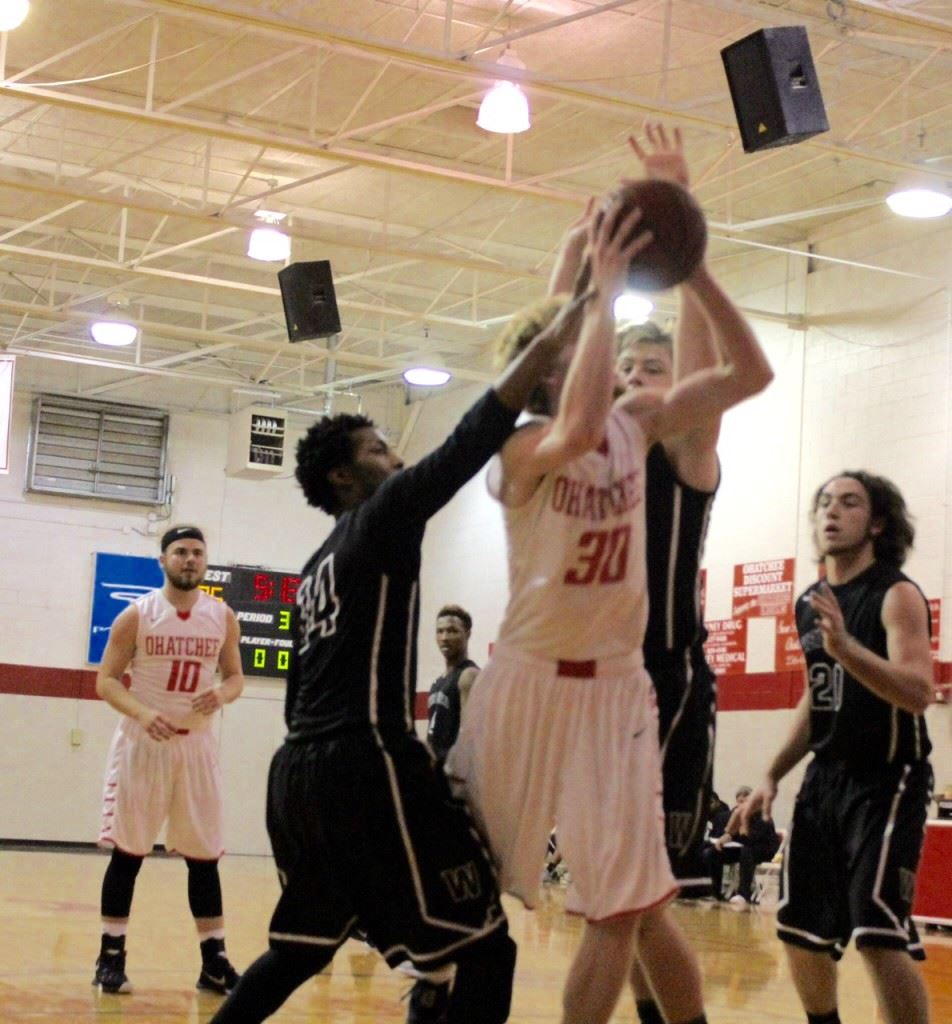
(707, 789, 731, 840)
(703, 785, 780, 905)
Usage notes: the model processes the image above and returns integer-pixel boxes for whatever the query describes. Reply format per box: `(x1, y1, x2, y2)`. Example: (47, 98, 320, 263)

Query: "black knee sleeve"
(186, 857, 223, 919)
(208, 946, 333, 1023)
(101, 849, 144, 919)
(447, 928, 517, 1024)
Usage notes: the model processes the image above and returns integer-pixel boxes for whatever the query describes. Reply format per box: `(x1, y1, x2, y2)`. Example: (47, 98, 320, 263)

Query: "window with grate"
(27, 394, 171, 505)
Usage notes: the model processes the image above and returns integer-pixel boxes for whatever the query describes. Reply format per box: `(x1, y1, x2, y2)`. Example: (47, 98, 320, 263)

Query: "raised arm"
(620, 264, 773, 444)
(366, 286, 597, 529)
(548, 199, 595, 296)
(495, 201, 652, 506)
(629, 122, 723, 480)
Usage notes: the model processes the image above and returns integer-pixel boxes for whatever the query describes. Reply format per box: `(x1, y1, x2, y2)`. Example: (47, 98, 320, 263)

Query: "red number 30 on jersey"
(564, 525, 631, 585)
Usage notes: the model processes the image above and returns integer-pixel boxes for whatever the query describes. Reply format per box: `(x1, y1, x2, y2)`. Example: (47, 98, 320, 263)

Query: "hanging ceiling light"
(885, 186, 952, 219)
(248, 210, 291, 261)
(0, 0, 29, 32)
(403, 367, 452, 387)
(477, 51, 531, 134)
(613, 293, 654, 324)
(90, 296, 139, 348)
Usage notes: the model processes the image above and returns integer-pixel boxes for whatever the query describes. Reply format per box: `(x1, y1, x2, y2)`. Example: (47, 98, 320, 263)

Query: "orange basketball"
(605, 179, 707, 292)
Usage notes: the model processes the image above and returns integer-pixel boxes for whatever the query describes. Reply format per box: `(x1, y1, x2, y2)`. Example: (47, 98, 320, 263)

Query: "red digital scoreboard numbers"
(200, 565, 299, 679)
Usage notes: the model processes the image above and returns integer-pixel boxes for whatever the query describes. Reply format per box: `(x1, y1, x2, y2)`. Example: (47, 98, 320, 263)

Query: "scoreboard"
(201, 565, 299, 679)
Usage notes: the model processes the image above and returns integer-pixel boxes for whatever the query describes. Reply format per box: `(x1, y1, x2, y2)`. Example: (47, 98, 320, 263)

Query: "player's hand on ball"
(140, 710, 176, 741)
(590, 197, 653, 300)
(192, 688, 225, 716)
(628, 121, 690, 189)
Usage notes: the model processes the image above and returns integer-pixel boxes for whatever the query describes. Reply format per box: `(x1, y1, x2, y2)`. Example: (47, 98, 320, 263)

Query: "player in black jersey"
(207, 276, 606, 1024)
(742, 471, 934, 1024)
(606, 124, 769, 1024)
(427, 605, 479, 764)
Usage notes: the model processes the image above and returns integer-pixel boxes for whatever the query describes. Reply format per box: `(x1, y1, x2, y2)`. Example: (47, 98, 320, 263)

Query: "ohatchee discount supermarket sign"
(731, 559, 795, 618)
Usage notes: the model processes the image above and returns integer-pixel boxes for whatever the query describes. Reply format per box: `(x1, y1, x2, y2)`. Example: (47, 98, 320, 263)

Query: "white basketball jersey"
(495, 406, 648, 661)
(129, 588, 228, 728)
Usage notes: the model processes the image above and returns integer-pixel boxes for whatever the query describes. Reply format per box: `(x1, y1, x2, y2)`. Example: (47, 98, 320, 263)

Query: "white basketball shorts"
(447, 644, 676, 922)
(98, 717, 224, 860)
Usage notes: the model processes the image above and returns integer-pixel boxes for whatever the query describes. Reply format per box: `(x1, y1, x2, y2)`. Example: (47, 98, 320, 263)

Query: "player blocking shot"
(93, 525, 244, 996)
(207, 286, 597, 1024)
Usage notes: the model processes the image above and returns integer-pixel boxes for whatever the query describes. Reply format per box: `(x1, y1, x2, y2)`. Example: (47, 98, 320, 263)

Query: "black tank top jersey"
(643, 443, 718, 664)
(795, 562, 931, 766)
(427, 659, 479, 761)
(283, 390, 516, 743)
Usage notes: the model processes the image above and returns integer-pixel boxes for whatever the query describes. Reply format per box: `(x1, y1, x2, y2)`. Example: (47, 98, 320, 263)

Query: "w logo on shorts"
(666, 811, 695, 854)
(441, 861, 482, 903)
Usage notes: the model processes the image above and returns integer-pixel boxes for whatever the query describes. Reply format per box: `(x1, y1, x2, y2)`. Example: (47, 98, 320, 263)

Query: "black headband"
(160, 525, 206, 552)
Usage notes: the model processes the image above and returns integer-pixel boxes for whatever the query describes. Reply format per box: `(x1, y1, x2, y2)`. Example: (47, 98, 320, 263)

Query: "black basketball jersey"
(427, 658, 479, 762)
(284, 390, 515, 743)
(795, 561, 931, 766)
(643, 443, 717, 663)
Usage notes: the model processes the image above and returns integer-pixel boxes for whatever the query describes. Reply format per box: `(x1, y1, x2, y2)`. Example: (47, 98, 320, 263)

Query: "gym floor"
(1, 848, 950, 1022)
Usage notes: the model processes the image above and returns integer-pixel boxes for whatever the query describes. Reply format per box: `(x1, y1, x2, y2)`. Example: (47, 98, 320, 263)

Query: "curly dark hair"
(295, 413, 374, 515)
(811, 470, 915, 567)
(437, 604, 472, 632)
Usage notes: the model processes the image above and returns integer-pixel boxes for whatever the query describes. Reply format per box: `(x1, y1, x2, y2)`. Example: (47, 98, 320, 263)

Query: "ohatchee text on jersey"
(495, 407, 649, 662)
(129, 588, 228, 729)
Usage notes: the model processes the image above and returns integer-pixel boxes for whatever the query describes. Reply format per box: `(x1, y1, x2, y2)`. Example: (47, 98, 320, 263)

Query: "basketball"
(604, 178, 707, 292)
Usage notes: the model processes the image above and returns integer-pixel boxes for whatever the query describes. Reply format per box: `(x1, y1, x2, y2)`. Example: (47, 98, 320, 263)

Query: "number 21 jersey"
(795, 561, 931, 766)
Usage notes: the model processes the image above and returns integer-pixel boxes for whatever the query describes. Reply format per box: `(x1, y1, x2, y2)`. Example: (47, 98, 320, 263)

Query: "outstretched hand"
(587, 196, 653, 301)
(628, 121, 690, 190)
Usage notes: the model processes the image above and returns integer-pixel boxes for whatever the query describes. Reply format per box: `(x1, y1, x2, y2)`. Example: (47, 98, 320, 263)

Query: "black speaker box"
(278, 260, 342, 342)
(721, 27, 829, 153)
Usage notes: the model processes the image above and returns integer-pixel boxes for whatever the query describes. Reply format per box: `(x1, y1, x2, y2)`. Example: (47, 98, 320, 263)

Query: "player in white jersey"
(449, 181, 772, 1024)
(93, 525, 244, 997)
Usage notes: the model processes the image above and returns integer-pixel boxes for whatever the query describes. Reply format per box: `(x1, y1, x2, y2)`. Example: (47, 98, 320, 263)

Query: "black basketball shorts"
(265, 732, 507, 969)
(777, 757, 933, 960)
(647, 646, 716, 891)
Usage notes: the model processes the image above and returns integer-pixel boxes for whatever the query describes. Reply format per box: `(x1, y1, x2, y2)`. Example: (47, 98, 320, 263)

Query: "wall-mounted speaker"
(278, 260, 342, 342)
(721, 27, 829, 153)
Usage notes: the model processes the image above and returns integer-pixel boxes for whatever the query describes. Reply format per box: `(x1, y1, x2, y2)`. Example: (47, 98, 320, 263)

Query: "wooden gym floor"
(0, 848, 949, 1022)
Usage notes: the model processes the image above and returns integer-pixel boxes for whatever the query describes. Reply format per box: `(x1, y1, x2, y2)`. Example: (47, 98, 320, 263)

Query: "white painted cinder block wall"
(1, 211, 951, 853)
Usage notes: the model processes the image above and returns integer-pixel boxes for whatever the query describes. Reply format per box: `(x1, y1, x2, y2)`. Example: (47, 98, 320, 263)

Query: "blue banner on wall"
(88, 553, 163, 664)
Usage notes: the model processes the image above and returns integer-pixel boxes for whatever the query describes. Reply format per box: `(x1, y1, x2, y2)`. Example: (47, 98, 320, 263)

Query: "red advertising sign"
(704, 618, 748, 676)
(732, 559, 795, 618)
(929, 599, 941, 660)
(775, 614, 805, 672)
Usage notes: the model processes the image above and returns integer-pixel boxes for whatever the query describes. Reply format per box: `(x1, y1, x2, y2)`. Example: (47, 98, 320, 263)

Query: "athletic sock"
(99, 932, 126, 957)
(807, 1013, 841, 1024)
(635, 1000, 665, 1024)
(200, 935, 227, 964)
